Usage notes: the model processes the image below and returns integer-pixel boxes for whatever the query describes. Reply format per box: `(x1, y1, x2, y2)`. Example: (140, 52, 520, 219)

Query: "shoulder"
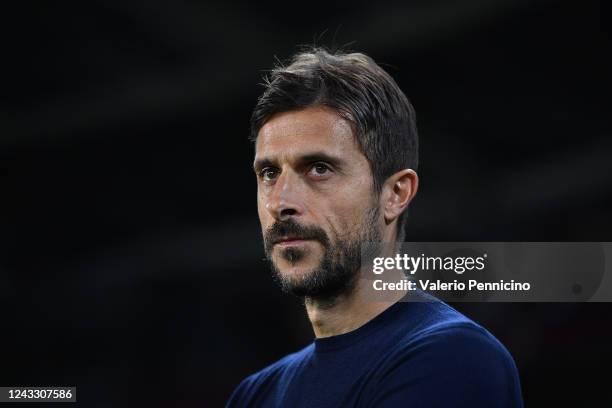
(368, 301, 523, 407)
(399, 301, 519, 380)
(409, 319, 519, 378)
(225, 344, 313, 407)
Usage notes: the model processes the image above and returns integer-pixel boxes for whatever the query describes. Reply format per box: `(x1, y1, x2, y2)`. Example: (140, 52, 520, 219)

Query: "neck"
(304, 271, 407, 338)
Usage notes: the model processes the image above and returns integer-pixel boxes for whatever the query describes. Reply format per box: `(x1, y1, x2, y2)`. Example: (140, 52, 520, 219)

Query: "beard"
(263, 206, 381, 301)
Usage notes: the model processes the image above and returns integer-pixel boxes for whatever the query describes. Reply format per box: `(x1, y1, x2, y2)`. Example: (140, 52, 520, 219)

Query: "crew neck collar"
(313, 299, 411, 353)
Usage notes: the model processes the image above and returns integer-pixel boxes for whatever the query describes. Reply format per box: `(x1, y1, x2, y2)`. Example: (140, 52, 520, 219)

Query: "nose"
(264, 170, 305, 221)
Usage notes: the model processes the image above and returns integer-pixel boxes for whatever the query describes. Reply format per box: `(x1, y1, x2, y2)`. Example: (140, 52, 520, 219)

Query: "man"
(227, 47, 523, 407)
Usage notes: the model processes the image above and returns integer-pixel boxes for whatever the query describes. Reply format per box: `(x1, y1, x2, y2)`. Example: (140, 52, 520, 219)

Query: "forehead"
(255, 106, 360, 159)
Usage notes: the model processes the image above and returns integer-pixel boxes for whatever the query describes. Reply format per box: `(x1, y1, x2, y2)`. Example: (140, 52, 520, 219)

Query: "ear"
(381, 169, 419, 226)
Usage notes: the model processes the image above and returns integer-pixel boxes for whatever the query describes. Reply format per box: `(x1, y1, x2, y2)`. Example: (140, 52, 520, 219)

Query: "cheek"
(256, 192, 270, 228)
(325, 203, 366, 239)
(328, 192, 378, 236)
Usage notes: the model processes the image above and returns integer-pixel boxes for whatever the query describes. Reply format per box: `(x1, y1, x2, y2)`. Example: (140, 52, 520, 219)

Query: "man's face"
(254, 106, 381, 299)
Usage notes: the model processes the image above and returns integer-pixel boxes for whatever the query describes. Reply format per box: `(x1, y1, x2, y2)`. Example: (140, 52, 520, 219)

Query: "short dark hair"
(250, 47, 418, 242)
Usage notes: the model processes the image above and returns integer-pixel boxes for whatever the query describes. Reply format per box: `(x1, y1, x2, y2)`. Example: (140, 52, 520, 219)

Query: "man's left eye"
(309, 163, 331, 177)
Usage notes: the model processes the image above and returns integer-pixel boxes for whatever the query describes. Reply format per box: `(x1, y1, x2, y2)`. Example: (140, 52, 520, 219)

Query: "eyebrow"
(253, 151, 345, 173)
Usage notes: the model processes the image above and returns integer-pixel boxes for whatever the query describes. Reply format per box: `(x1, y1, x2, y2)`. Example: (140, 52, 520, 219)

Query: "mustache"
(264, 218, 329, 253)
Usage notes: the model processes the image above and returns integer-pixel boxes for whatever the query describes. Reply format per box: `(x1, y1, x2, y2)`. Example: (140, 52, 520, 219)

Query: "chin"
(274, 259, 319, 277)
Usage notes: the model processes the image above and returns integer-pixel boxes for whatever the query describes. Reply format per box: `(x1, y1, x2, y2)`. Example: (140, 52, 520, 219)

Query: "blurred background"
(3, 0, 611, 406)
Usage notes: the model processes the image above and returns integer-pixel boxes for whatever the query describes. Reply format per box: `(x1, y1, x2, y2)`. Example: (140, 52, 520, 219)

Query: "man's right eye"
(260, 167, 279, 182)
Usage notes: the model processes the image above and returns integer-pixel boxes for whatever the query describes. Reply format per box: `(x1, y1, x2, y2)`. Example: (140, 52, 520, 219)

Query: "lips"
(274, 236, 312, 246)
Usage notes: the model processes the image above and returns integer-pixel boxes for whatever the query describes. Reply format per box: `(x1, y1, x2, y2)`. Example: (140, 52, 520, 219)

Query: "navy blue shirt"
(227, 294, 523, 407)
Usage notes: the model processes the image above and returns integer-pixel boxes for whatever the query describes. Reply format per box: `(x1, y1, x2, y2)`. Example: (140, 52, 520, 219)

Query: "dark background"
(3, 0, 611, 406)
